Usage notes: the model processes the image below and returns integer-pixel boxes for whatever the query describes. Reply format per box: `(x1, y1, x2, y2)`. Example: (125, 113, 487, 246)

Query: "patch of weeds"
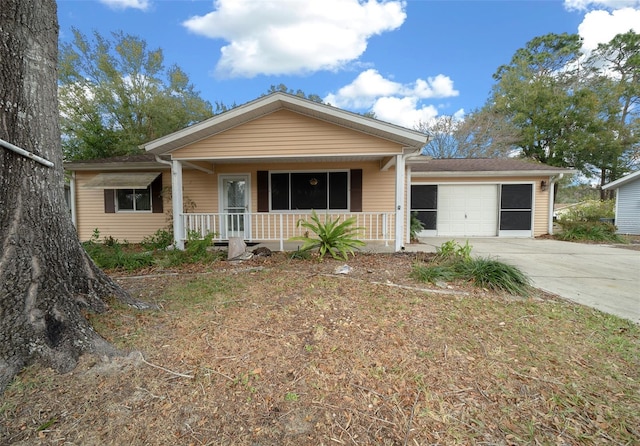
(83, 229, 155, 271)
(164, 276, 239, 306)
(141, 228, 174, 250)
(288, 248, 311, 260)
(284, 392, 299, 402)
(436, 239, 472, 261)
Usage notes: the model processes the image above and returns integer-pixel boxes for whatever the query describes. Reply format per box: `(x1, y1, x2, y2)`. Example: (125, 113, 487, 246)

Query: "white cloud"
(564, 0, 640, 11)
(324, 69, 459, 128)
(372, 96, 439, 128)
(99, 0, 150, 11)
(577, 7, 640, 52)
(182, 0, 407, 78)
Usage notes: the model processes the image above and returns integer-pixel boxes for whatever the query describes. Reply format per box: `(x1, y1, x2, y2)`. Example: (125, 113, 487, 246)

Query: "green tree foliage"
(265, 84, 324, 103)
(59, 29, 214, 160)
(483, 31, 640, 193)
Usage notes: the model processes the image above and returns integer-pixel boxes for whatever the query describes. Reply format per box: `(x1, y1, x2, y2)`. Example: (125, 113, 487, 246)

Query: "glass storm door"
(221, 175, 249, 239)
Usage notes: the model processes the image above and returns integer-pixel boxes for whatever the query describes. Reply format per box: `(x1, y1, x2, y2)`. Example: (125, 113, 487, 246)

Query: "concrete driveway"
(409, 237, 640, 324)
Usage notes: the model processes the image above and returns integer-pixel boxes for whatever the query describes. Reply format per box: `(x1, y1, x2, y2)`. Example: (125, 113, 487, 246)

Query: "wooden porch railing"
(181, 212, 394, 250)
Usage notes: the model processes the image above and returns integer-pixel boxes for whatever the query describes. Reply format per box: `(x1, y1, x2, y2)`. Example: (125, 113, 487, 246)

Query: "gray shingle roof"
(410, 158, 570, 173)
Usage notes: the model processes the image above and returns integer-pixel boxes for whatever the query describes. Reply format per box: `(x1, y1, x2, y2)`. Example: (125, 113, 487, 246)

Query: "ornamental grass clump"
(411, 240, 531, 296)
(290, 210, 365, 260)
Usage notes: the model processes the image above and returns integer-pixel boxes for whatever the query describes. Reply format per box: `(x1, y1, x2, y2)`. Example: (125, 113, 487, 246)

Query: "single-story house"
(64, 92, 572, 251)
(602, 170, 640, 235)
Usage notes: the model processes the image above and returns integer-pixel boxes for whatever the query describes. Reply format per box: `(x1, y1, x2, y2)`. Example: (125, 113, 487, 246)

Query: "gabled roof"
(142, 92, 429, 155)
(409, 157, 574, 177)
(602, 170, 640, 190)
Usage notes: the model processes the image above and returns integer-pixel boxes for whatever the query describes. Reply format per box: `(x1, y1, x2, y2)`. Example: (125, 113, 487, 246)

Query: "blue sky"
(57, 0, 640, 129)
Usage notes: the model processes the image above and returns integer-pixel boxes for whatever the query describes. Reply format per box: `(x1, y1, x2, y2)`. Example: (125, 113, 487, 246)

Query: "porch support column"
(394, 154, 406, 251)
(172, 160, 185, 250)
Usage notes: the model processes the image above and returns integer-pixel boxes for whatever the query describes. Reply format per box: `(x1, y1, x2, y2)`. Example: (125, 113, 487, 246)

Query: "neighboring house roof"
(64, 153, 165, 171)
(409, 157, 574, 177)
(602, 170, 640, 190)
(142, 92, 429, 155)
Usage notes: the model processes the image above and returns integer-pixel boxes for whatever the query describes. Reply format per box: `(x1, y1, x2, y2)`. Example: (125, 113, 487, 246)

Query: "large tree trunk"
(0, 0, 150, 393)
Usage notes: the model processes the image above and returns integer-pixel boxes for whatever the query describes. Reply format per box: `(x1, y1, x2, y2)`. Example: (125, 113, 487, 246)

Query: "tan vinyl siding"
(172, 110, 404, 159)
(411, 175, 551, 236)
(74, 170, 171, 242)
(209, 160, 397, 213)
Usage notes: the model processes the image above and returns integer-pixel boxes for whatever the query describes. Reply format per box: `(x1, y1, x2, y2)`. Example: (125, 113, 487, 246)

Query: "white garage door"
(437, 185, 498, 236)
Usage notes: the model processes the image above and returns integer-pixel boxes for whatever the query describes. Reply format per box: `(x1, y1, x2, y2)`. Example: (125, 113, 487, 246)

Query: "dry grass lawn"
(1, 252, 638, 445)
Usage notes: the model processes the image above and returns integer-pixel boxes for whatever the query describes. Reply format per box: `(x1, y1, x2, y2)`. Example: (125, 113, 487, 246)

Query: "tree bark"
(0, 0, 151, 393)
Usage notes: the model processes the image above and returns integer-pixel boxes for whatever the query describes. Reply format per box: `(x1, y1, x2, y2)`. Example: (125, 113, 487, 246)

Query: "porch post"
(172, 160, 185, 250)
(394, 154, 406, 251)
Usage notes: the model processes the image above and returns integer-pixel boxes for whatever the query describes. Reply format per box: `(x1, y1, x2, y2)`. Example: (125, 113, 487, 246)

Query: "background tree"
(484, 31, 639, 196)
(59, 29, 214, 160)
(415, 111, 519, 159)
(1, 0, 148, 393)
(583, 30, 640, 197)
(489, 33, 585, 166)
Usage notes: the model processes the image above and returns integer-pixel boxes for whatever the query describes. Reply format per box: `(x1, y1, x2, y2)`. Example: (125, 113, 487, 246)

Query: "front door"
(220, 175, 250, 239)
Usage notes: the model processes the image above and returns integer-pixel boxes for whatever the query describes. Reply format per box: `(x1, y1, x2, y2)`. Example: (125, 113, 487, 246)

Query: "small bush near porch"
(2, 253, 638, 445)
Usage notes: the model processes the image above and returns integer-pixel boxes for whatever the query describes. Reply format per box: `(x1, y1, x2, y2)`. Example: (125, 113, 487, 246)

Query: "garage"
(437, 184, 498, 236)
(408, 158, 574, 239)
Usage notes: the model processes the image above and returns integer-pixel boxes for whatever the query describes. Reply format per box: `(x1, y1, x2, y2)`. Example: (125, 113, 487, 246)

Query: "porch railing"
(181, 212, 394, 250)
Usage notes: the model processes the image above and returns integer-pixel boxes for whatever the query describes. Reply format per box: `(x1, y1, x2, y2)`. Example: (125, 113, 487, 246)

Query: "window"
(500, 184, 532, 230)
(270, 171, 349, 211)
(103, 173, 163, 214)
(411, 185, 437, 230)
(116, 187, 151, 212)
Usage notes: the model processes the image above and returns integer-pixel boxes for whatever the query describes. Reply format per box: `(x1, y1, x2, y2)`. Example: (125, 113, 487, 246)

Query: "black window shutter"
(257, 171, 269, 212)
(350, 169, 362, 212)
(104, 189, 115, 213)
(151, 173, 163, 214)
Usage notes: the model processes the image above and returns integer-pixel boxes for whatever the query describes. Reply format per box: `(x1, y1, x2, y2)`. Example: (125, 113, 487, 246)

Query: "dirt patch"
(2, 252, 638, 445)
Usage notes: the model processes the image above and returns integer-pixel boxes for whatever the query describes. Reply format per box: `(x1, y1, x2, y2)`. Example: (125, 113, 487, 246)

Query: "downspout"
(70, 171, 77, 228)
(547, 173, 563, 235)
(154, 155, 185, 250)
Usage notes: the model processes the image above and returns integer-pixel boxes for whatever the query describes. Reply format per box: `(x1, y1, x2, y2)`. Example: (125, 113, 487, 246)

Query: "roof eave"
(411, 170, 575, 178)
(602, 170, 640, 190)
(64, 161, 166, 171)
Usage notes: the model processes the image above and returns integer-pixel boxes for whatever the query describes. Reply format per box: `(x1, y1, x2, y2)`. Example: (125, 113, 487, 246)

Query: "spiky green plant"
(290, 210, 366, 260)
(455, 257, 531, 296)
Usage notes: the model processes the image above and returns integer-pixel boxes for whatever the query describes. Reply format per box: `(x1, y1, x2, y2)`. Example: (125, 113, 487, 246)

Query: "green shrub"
(165, 231, 221, 266)
(558, 199, 614, 223)
(290, 210, 366, 260)
(556, 220, 623, 242)
(410, 212, 425, 242)
(82, 231, 155, 271)
(141, 228, 174, 250)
